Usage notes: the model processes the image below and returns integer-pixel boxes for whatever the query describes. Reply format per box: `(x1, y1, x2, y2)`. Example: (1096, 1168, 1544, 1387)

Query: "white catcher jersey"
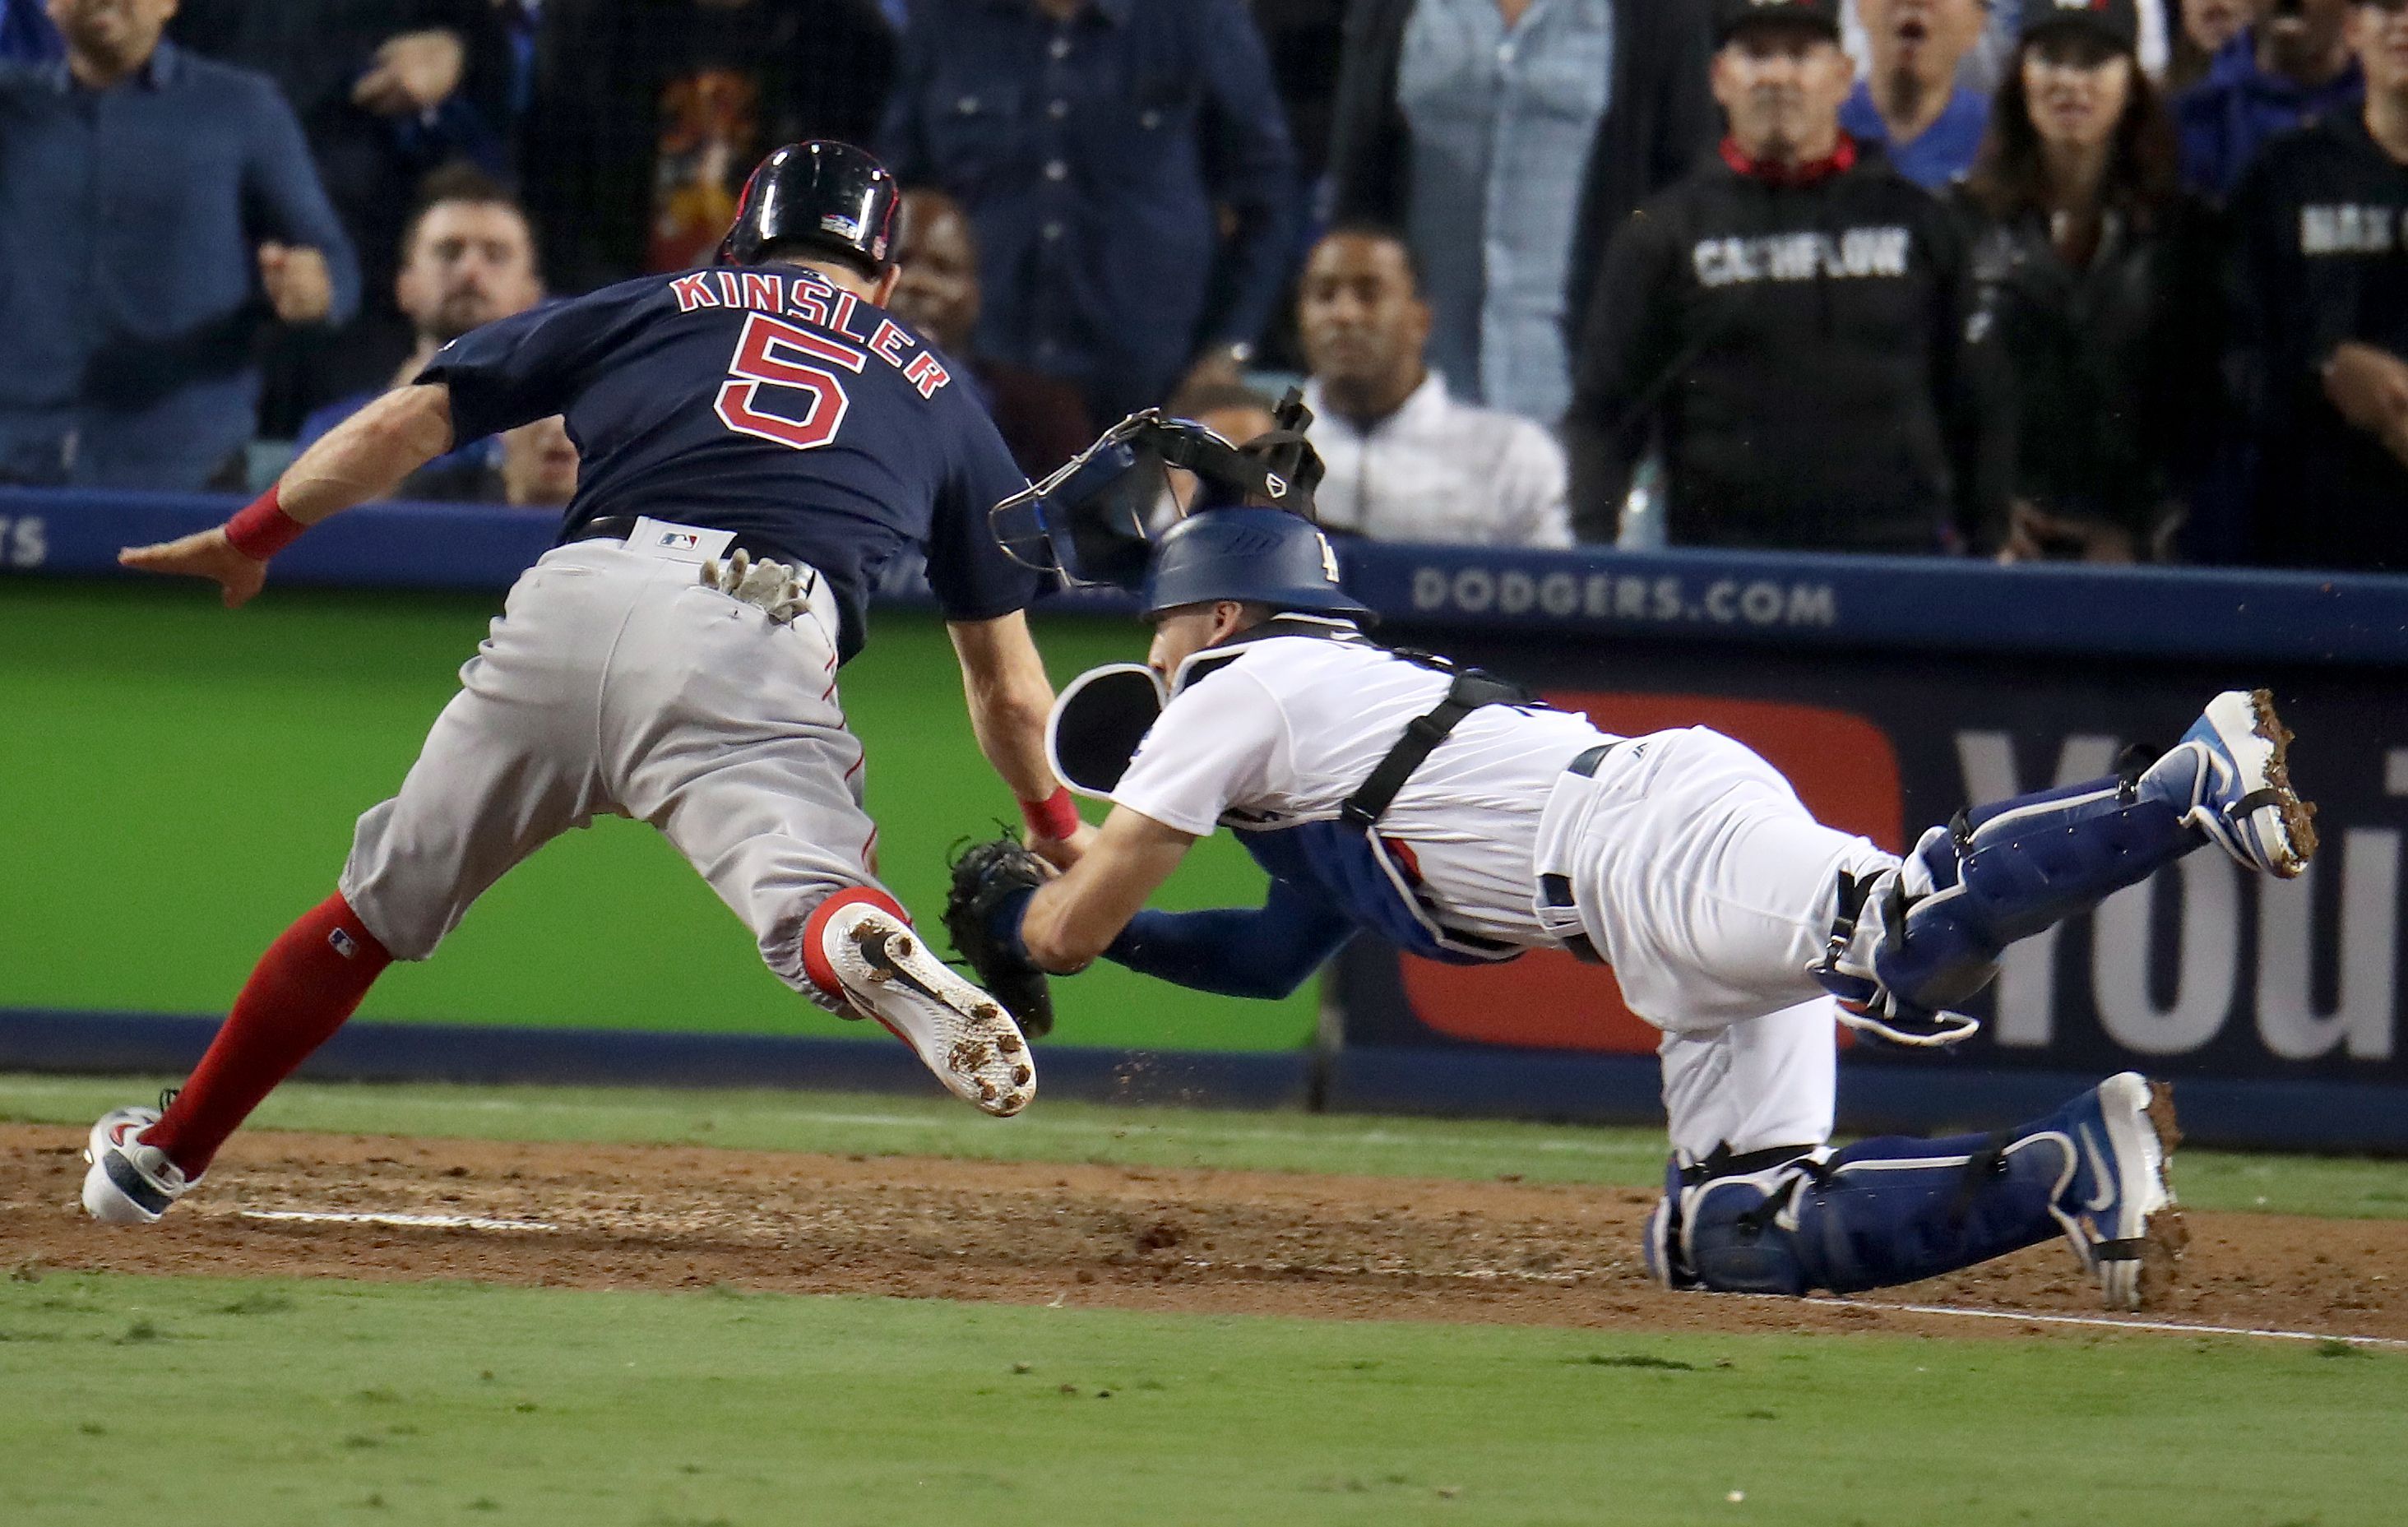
(1109, 634, 1609, 943)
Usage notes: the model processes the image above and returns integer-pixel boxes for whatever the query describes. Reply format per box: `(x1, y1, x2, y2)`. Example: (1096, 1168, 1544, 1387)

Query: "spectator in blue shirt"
(167, 2, 523, 425)
(2176, 0, 2364, 199)
(1859, 1, 2173, 97)
(0, 0, 359, 488)
(0, 0, 60, 62)
(879, 0, 1298, 424)
(1841, 0, 1993, 187)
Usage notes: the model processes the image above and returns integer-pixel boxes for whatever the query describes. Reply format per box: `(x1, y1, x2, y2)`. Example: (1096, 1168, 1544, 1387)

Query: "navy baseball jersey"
(419, 266, 1042, 660)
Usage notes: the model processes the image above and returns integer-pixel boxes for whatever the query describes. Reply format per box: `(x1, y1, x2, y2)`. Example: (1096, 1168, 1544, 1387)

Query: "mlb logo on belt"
(657, 531, 701, 551)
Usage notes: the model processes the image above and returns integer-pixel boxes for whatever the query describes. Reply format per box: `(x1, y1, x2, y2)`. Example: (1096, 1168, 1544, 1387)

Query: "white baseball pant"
(1535, 725, 1898, 1155)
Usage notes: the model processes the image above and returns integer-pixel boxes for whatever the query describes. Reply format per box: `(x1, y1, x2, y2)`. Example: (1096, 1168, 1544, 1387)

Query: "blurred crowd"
(2, 0, 2404, 574)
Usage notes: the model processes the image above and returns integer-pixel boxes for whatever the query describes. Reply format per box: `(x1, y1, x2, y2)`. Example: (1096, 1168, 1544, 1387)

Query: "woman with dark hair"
(1957, 0, 2220, 561)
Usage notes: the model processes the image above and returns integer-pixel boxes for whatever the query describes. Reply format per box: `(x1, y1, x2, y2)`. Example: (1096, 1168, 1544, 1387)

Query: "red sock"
(146, 892, 393, 1177)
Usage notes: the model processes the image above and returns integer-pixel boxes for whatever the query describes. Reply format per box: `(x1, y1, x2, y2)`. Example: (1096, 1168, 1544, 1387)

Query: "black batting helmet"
(716, 141, 899, 272)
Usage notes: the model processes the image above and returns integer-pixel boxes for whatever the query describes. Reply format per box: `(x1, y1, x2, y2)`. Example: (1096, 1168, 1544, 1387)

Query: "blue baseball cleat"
(2143, 688, 2317, 879)
(2054, 1072, 2185, 1310)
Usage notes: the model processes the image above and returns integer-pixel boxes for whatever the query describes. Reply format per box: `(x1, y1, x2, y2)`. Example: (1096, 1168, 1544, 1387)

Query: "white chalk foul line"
(1800, 1296, 2408, 1350)
(1175, 1261, 2407, 1349)
(241, 1209, 561, 1233)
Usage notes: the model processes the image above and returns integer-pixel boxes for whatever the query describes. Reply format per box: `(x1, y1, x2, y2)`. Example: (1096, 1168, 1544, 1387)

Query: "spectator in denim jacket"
(1326, 0, 1719, 428)
(0, 0, 357, 487)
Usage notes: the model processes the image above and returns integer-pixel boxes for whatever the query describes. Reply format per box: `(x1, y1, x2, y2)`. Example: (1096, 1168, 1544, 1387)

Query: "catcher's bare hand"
(1028, 821, 1096, 872)
(119, 527, 269, 609)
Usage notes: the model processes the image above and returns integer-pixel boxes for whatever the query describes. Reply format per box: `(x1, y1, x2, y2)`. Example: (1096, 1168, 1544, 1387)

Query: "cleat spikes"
(813, 900, 1035, 1117)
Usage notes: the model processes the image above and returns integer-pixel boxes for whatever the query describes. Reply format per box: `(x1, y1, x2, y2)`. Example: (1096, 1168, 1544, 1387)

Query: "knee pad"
(1646, 1145, 1822, 1295)
(1660, 1128, 2077, 1296)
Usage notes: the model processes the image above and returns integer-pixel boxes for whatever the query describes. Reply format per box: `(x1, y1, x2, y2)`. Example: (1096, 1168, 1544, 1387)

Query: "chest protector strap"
(1192, 628, 1539, 965)
(1339, 659, 1537, 831)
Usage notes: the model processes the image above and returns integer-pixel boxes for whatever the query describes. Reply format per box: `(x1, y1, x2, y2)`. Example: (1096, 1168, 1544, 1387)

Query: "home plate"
(241, 1209, 562, 1233)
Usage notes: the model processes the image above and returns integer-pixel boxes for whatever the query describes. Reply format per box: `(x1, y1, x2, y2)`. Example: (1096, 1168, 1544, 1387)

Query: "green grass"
(8, 1075, 2406, 1523)
(7, 1073, 2407, 1220)
(2, 1270, 2402, 1527)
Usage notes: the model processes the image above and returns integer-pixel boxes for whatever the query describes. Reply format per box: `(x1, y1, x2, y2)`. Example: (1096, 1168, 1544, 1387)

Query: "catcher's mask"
(989, 387, 1327, 590)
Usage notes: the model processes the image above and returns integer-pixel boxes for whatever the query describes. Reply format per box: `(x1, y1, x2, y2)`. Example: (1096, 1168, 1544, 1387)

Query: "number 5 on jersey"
(715, 312, 864, 451)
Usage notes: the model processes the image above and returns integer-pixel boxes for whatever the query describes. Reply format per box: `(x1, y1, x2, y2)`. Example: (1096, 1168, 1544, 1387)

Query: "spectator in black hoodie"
(1567, 0, 1994, 552)
(1957, 0, 2218, 562)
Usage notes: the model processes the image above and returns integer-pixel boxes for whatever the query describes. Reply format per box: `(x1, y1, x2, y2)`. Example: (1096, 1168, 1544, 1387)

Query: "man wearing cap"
(2224, 0, 2408, 571)
(1564, 0, 1997, 552)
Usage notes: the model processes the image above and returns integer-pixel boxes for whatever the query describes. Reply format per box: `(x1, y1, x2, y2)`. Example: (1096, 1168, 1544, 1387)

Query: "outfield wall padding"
(7, 488, 2406, 1150)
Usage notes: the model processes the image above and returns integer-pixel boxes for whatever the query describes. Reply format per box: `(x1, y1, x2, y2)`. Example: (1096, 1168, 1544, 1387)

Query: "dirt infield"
(7, 1123, 2402, 1343)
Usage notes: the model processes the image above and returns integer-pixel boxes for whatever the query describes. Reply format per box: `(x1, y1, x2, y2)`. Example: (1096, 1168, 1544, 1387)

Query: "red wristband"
(1020, 787, 1080, 841)
(223, 484, 306, 562)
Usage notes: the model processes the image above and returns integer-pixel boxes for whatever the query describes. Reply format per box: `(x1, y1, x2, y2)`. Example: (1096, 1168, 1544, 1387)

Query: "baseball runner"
(948, 410, 2318, 1309)
(82, 142, 1090, 1227)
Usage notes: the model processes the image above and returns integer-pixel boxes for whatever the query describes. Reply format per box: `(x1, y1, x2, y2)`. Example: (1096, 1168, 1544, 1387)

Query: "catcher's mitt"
(943, 836, 1056, 1039)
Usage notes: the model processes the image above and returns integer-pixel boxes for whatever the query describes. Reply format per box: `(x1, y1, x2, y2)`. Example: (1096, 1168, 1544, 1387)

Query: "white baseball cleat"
(2148, 688, 2317, 878)
(2056, 1072, 2185, 1311)
(814, 900, 1035, 1117)
(81, 1103, 199, 1224)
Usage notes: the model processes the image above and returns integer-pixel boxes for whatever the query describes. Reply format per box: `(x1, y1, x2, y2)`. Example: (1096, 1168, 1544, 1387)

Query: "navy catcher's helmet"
(1141, 508, 1370, 621)
(717, 141, 898, 272)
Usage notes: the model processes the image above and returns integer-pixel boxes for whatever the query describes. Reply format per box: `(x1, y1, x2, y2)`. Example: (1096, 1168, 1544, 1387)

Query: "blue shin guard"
(1645, 1075, 2181, 1307)
(1816, 762, 2202, 1043)
(1651, 1127, 2077, 1297)
(1817, 692, 2316, 1043)
(1890, 771, 2198, 994)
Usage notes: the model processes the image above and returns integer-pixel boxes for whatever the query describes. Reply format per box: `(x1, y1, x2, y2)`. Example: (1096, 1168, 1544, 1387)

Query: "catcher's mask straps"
(989, 410, 1313, 586)
(1236, 386, 1325, 511)
(989, 411, 1162, 583)
(1045, 662, 1166, 801)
